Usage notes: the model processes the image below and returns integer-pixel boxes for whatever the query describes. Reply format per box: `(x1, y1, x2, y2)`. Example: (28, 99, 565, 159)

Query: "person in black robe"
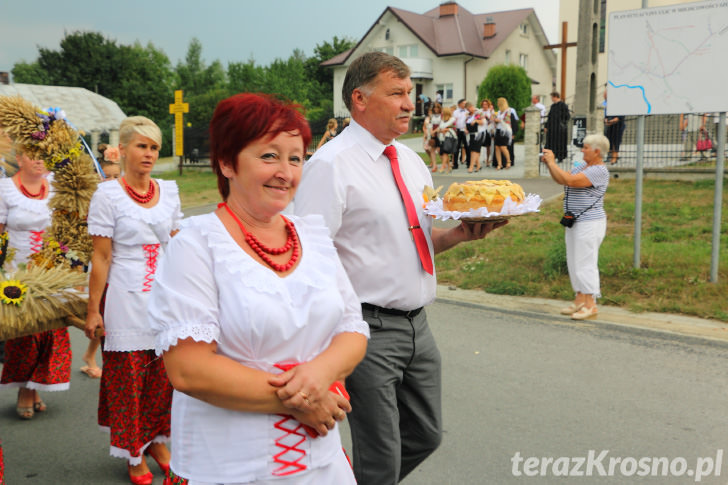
(544, 92, 570, 162)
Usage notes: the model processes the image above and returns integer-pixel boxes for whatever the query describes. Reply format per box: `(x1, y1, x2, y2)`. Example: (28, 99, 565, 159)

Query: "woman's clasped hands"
(268, 361, 351, 437)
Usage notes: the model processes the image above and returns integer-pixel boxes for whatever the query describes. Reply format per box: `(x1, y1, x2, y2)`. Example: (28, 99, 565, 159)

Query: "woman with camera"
(541, 134, 610, 321)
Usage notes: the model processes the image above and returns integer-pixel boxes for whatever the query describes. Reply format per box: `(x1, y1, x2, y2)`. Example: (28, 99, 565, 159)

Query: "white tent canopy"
(0, 83, 125, 134)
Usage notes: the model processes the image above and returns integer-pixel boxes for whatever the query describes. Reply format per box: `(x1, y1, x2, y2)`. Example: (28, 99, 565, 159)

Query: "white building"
(323, 2, 557, 115)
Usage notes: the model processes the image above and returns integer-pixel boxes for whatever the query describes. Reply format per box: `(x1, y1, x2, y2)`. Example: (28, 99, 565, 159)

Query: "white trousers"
(565, 218, 606, 299)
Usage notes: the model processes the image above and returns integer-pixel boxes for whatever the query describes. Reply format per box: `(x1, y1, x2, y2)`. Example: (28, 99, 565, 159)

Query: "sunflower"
(0, 280, 28, 306)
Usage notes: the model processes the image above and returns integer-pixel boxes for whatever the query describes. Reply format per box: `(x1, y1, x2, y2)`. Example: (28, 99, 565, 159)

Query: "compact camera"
(560, 211, 576, 228)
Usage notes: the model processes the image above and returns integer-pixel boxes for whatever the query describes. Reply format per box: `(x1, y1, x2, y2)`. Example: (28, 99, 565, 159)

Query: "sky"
(0, 0, 560, 74)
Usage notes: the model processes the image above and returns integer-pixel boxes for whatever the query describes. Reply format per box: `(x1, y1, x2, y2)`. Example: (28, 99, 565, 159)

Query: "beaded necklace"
(220, 202, 300, 272)
(15, 175, 46, 199)
(121, 177, 155, 204)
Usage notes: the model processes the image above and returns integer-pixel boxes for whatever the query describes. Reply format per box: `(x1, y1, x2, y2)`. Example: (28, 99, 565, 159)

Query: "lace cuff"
(333, 320, 370, 339)
(154, 322, 220, 355)
(87, 226, 114, 238)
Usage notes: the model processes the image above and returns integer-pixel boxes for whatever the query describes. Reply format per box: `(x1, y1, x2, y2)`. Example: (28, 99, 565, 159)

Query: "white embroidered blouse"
(0, 177, 51, 270)
(148, 212, 369, 483)
(87, 179, 182, 351)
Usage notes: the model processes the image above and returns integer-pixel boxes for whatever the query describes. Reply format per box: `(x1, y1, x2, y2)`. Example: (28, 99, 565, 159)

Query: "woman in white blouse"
(0, 147, 70, 419)
(85, 116, 182, 485)
(148, 93, 369, 485)
(437, 107, 457, 173)
(494, 97, 513, 170)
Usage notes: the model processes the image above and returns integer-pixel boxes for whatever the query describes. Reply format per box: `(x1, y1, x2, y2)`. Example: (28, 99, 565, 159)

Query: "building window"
(374, 46, 394, 55)
(435, 83, 453, 102)
(505, 50, 511, 64)
(519, 23, 528, 36)
(519, 53, 528, 70)
(398, 44, 419, 58)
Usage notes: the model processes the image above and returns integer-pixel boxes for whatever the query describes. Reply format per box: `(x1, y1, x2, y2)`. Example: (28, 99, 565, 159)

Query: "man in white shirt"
(294, 52, 506, 485)
(452, 98, 469, 169)
(531, 94, 546, 119)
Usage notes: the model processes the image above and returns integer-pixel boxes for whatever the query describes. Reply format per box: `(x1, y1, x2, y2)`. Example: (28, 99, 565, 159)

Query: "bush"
(477, 64, 531, 122)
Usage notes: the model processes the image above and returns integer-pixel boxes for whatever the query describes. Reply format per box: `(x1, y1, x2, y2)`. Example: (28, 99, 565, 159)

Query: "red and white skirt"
(98, 349, 173, 465)
(0, 328, 71, 391)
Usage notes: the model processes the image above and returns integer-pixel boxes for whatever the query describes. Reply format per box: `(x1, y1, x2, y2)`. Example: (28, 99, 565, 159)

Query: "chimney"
(439, 2, 458, 17)
(483, 17, 496, 39)
(0, 72, 9, 85)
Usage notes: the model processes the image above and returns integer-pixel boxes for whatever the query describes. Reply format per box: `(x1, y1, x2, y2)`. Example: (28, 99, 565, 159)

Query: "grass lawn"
(163, 168, 728, 322)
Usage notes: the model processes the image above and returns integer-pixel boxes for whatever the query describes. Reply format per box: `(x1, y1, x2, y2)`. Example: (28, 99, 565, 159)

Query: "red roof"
(322, 4, 535, 66)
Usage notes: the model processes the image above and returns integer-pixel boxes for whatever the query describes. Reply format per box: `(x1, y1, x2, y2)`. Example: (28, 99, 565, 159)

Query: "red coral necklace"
(220, 202, 300, 272)
(121, 177, 155, 203)
(15, 175, 45, 199)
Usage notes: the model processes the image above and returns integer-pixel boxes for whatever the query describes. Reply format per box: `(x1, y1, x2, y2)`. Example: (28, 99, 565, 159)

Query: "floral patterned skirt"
(98, 349, 172, 464)
(0, 328, 71, 390)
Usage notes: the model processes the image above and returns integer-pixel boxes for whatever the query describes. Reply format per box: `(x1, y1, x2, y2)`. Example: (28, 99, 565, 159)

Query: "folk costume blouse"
(0, 177, 51, 270)
(148, 212, 369, 484)
(87, 179, 182, 351)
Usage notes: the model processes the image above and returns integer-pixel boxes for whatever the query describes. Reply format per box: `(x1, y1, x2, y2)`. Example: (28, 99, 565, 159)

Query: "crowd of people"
(421, 95, 522, 174)
(0, 51, 622, 485)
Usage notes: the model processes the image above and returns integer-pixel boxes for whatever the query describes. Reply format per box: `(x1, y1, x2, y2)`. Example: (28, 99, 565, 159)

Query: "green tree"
(478, 64, 531, 118)
(264, 49, 316, 107)
(11, 61, 52, 85)
(10, 31, 176, 154)
(175, 38, 228, 127)
(227, 58, 265, 94)
(304, 35, 355, 107)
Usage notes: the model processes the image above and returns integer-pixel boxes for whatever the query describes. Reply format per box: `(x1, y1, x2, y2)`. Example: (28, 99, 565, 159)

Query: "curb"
(434, 285, 728, 346)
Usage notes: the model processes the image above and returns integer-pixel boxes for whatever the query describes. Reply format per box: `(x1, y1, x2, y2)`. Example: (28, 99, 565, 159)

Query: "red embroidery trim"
(142, 244, 160, 292)
(272, 362, 308, 476)
(269, 362, 351, 476)
(272, 415, 309, 476)
(29, 230, 44, 254)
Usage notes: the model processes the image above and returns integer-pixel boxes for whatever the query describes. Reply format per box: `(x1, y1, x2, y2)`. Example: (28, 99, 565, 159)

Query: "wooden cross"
(169, 90, 189, 158)
(544, 22, 577, 99)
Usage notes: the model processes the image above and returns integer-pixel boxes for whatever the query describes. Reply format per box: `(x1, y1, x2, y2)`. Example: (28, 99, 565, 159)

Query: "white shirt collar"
(348, 118, 398, 163)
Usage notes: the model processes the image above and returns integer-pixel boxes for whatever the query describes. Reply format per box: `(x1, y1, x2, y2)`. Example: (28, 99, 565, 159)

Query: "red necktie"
(383, 145, 434, 275)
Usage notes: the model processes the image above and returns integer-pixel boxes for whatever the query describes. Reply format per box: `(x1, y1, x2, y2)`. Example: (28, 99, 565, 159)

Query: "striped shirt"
(563, 164, 609, 221)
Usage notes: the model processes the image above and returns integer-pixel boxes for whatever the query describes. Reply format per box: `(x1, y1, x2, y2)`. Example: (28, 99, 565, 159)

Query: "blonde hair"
(326, 118, 337, 130)
(497, 97, 509, 112)
(441, 107, 453, 121)
(119, 116, 162, 148)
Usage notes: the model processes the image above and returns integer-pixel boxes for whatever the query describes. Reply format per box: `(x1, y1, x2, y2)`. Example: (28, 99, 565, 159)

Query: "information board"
(572, 117, 587, 147)
(606, 0, 728, 115)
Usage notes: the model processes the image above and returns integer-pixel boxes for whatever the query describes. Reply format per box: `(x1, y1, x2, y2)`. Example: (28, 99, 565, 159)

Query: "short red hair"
(209, 93, 312, 200)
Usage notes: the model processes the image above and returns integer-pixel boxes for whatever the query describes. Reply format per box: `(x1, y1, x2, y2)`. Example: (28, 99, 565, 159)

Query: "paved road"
(2, 297, 727, 484)
(3, 143, 720, 483)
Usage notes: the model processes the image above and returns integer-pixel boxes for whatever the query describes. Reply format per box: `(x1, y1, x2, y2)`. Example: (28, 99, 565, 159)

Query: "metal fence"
(537, 112, 726, 175)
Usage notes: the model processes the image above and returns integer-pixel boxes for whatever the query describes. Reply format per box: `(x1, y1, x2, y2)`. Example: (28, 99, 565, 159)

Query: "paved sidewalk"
(436, 285, 728, 345)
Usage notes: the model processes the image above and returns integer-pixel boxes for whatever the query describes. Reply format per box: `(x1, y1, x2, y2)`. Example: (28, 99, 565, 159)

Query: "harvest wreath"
(0, 96, 98, 340)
